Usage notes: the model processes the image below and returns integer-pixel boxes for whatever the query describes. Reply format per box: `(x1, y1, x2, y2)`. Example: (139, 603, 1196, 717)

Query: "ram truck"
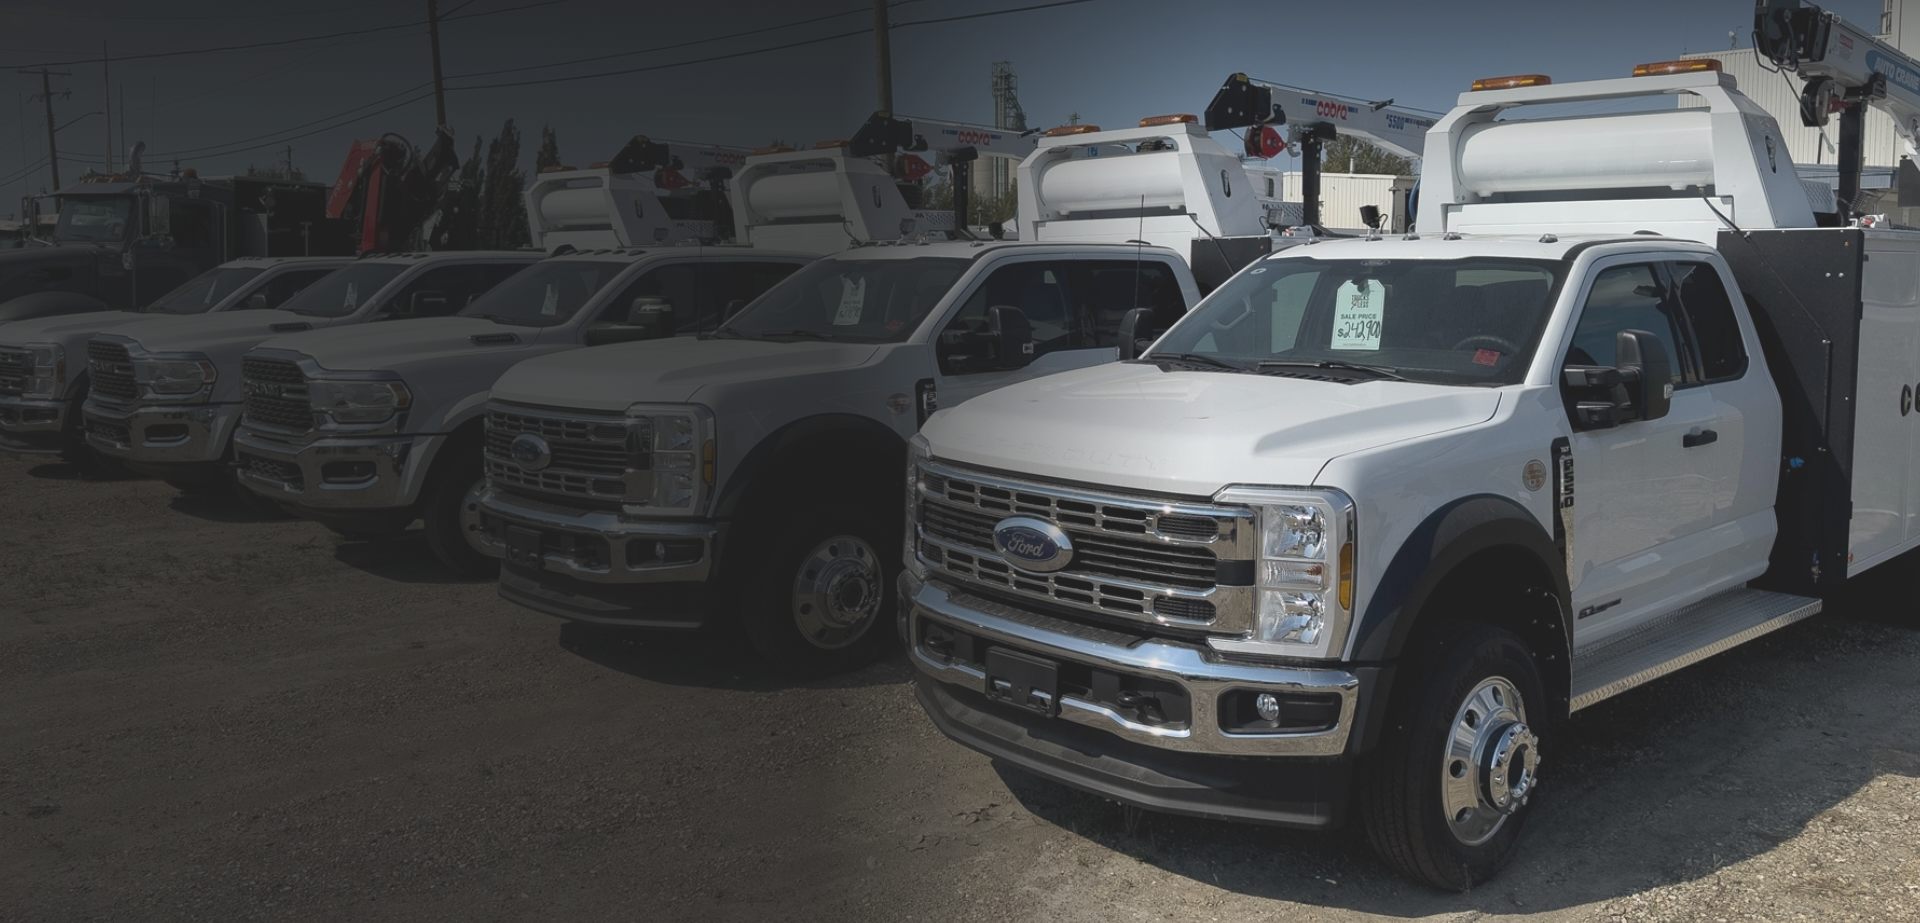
(232, 246, 810, 574)
(80, 251, 537, 498)
(0, 256, 348, 465)
(904, 65, 1920, 888)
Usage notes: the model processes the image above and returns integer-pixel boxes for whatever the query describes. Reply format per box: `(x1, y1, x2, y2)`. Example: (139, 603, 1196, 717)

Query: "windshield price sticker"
(833, 277, 867, 326)
(343, 283, 359, 311)
(540, 286, 560, 317)
(1330, 279, 1385, 350)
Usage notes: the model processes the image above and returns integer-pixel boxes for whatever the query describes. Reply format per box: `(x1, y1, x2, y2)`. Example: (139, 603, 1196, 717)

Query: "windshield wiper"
(750, 329, 832, 341)
(1145, 352, 1247, 372)
(1256, 359, 1412, 382)
(699, 327, 743, 340)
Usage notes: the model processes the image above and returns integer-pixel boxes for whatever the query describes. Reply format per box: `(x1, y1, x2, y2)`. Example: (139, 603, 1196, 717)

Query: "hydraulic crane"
(1755, 0, 1920, 217)
(848, 112, 1037, 234)
(1203, 73, 1434, 231)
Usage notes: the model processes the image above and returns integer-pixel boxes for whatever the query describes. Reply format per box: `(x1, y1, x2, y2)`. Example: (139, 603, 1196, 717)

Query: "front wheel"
(740, 509, 896, 677)
(423, 471, 495, 579)
(1360, 623, 1546, 891)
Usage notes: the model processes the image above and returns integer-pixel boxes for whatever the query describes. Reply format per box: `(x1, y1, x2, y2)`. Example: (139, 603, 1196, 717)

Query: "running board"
(1569, 587, 1822, 712)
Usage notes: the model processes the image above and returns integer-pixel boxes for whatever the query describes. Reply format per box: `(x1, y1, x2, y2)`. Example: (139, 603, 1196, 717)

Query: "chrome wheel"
(1440, 675, 1539, 846)
(790, 534, 882, 650)
(458, 478, 489, 555)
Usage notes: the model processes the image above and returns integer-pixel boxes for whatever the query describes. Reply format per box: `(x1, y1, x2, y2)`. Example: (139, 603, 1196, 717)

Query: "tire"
(422, 465, 494, 580)
(1359, 623, 1546, 891)
(738, 506, 896, 678)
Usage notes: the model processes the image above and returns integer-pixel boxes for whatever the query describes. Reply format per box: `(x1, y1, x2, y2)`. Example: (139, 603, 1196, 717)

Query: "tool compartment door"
(1849, 231, 1920, 575)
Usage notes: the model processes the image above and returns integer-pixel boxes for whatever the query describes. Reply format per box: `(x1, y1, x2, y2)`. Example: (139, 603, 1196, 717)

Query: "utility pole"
(102, 42, 115, 173)
(426, 0, 448, 128)
(19, 67, 71, 191)
(873, 0, 893, 114)
(284, 144, 295, 177)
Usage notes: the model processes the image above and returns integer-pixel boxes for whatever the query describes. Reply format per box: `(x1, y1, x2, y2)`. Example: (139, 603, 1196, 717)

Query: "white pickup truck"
(0, 256, 348, 466)
(476, 115, 1272, 675)
(904, 66, 1919, 888)
(81, 250, 538, 496)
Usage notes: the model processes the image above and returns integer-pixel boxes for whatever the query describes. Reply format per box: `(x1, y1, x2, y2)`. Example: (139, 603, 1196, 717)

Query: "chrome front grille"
(0, 348, 28, 396)
(241, 357, 312, 432)
(484, 405, 633, 505)
(86, 340, 136, 401)
(914, 461, 1255, 632)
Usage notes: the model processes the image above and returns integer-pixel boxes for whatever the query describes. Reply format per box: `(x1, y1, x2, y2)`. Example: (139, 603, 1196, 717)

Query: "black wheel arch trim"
(711, 412, 906, 523)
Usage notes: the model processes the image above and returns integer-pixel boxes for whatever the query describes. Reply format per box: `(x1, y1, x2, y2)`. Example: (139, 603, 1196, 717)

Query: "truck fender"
(712, 413, 906, 526)
(0, 290, 112, 323)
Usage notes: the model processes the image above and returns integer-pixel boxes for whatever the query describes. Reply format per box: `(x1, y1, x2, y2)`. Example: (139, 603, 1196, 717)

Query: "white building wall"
(1243, 167, 1413, 232)
(1680, 47, 1903, 169)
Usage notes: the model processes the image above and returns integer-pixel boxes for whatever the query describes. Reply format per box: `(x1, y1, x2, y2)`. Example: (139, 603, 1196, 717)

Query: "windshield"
(144, 267, 266, 315)
(715, 256, 969, 343)
(460, 260, 628, 327)
(281, 264, 409, 318)
(53, 196, 133, 243)
(1147, 256, 1565, 386)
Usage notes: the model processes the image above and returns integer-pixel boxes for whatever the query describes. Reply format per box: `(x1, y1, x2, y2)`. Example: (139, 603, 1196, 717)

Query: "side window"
(1267, 270, 1318, 352)
(942, 261, 1074, 357)
(596, 264, 705, 330)
(1565, 263, 1687, 385)
(715, 261, 803, 320)
(1071, 260, 1187, 348)
(1669, 262, 1747, 382)
(384, 264, 507, 318)
(256, 269, 336, 309)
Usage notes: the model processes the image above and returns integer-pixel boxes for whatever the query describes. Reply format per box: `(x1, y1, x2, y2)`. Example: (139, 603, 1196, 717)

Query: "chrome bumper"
(83, 400, 239, 464)
(907, 573, 1360, 757)
(232, 427, 438, 510)
(0, 394, 70, 454)
(474, 486, 721, 585)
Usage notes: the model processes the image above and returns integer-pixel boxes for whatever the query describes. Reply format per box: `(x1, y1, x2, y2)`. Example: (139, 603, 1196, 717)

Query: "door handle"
(1683, 428, 1718, 448)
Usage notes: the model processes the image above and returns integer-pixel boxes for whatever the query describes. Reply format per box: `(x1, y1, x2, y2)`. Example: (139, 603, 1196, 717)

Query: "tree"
(535, 125, 563, 173)
(1319, 136, 1413, 176)
(476, 119, 530, 249)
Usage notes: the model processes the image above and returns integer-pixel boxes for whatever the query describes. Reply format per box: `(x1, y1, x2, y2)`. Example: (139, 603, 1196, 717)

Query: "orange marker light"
(1632, 59, 1722, 77)
(1043, 124, 1102, 137)
(1138, 113, 1197, 127)
(1469, 74, 1553, 91)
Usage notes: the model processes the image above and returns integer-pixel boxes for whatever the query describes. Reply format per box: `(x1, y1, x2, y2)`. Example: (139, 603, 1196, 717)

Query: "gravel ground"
(2, 452, 1917, 921)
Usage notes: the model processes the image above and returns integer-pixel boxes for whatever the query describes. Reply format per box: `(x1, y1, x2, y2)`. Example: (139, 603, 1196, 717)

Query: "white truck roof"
(1261, 232, 1718, 263)
(1017, 119, 1268, 254)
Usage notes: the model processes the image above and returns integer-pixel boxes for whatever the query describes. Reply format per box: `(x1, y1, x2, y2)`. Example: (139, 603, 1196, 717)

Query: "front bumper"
(232, 427, 439, 511)
(83, 399, 239, 468)
(906, 573, 1371, 827)
(477, 486, 724, 627)
(0, 394, 70, 454)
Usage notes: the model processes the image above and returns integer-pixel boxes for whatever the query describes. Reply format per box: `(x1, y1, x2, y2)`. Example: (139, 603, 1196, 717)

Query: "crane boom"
(1204, 73, 1435, 230)
(1756, 0, 1920, 215)
(848, 112, 1037, 233)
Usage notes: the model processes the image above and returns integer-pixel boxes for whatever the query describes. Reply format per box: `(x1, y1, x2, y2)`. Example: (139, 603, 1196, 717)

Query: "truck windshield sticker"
(1330, 278, 1385, 350)
(343, 283, 359, 310)
(833, 277, 867, 326)
(540, 285, 560, 317)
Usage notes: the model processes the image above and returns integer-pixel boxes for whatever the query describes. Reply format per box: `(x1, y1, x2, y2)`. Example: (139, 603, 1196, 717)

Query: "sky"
(0, 0, 1891, 215)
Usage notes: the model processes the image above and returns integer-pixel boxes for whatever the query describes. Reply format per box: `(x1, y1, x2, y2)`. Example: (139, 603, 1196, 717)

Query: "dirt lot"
(3, 453, 1917, 922)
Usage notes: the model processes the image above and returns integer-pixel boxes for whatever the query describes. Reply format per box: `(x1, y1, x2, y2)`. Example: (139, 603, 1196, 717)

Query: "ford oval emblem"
(509, 433, 552, 471)
(992, 516, 1073, 573)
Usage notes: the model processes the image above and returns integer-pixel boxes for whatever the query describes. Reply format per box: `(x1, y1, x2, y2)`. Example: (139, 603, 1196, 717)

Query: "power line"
(3, 0, 565, 69)
(143, 83, 434, 159)
(446, 0, 1097, 92)
(1, 0, 400, 23)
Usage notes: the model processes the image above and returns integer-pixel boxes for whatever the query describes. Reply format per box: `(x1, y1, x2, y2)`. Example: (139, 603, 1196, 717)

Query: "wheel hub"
(458, 478, 489, 555)
(791, 534, 881, 650)
(1439, 675, 1539, 846)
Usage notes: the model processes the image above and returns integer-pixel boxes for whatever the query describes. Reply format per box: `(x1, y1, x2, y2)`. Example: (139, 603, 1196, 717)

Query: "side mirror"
(585, 296, 674, 346)
(407, 290, 448, 316)
(1616, 328, 1673, 422)
(244, 292, 269, 310)
(987, 304, 1034, 369)
(1116, 307, 1154, 360)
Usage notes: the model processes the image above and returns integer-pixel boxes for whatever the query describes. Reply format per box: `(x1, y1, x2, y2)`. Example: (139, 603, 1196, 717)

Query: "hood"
(0, 244, 105, 305)
(261, 316, 532, 371)
(923, 362, 1504, 497)
(108, 310, 328, 355)
(0, 309, 141, 349)
(492, 337, 881, 412)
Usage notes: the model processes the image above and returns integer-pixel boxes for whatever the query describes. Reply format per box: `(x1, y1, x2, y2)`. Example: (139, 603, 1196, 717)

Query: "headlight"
(1208, 486, 1355, 661)
(904, 434, 931, 579)
(134, 353, 216, 401)
(22, 343, 64, 398)
(308, 378, 411, 425)
(620, 403, 714, 516)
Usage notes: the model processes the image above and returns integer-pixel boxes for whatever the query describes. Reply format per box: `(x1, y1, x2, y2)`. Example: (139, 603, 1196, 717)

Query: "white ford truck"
(0, 256, 348, 466)
(81, 250, 538, 497)
(905, 62, 1920, 888)
(475, 115, 1274, 675)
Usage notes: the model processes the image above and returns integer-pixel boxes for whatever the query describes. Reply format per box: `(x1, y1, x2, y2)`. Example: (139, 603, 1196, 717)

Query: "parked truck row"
(8, 2, 1918, 888)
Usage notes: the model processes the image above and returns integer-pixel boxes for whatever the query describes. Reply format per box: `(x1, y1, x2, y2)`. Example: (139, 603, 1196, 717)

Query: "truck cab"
(905, 65, 1910, 889)
(80, 250, 537, 493)
(0, 256, 349, 463)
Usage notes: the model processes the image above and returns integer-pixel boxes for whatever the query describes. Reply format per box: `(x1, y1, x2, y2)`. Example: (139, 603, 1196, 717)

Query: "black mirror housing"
(243, 292, 270, 310)
(1116, 307, 1155, 360)
(407, 290, 448, 316)
(987, 304, 1034, 369)
(1616, 328, 1673, 422)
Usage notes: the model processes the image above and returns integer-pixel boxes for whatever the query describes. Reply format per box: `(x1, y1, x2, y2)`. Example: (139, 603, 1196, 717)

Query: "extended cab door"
(933, 253, 1189, 407)
(1559, 257, 1768, 644)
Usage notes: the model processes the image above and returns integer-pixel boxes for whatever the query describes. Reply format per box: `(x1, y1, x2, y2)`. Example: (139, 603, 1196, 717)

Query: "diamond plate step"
(1570, 587, 1822, 711)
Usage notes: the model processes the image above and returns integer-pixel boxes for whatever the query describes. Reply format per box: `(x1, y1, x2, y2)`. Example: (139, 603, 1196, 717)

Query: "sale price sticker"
(1330, 279, 1385, 350)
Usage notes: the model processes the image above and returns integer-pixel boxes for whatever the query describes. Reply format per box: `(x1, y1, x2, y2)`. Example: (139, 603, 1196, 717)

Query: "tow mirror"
(1116, 307, 1155, 360)
(244, 292, 269, 310)
(407, 290, 448, 316)
(585, 296, 674, 346)
(1561, 328, 1673, 429)
(987, 304, 1034, 369)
